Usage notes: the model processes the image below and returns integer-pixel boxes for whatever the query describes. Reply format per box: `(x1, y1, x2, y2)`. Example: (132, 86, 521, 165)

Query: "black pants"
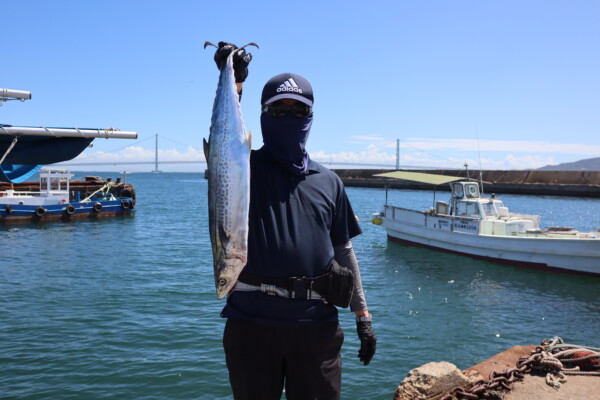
(223, 318, 344, 400)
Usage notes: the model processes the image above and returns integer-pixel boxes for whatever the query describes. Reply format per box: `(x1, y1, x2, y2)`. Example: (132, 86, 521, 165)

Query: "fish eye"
(218, 278, 227, 287)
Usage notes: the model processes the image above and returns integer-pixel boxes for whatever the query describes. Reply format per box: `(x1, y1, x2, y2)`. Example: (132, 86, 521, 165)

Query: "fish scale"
(203, 45, 252, 299)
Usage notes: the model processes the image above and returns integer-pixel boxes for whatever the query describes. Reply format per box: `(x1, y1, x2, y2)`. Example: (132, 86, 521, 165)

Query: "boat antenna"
(464, 162, 470, 181)
(385, 184, 389, 205)
(396, 138, 400, 170)
(475, 124, 484, 197)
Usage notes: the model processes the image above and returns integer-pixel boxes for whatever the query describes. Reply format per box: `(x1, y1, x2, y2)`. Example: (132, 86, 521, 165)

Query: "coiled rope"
(542, 336, 600, 377)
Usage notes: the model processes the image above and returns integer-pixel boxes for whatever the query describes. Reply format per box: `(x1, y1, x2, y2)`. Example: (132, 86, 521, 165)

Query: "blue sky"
(2, 0, 600, 171)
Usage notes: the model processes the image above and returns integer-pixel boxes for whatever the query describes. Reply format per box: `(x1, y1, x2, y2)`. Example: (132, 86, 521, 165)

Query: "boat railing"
(0, 189, 39, 197)
(385, 203, 480, 225)
(0, 189, 72, 199)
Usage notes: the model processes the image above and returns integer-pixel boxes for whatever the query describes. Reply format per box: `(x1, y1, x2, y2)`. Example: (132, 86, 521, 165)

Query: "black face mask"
(261, 112, 313, 176)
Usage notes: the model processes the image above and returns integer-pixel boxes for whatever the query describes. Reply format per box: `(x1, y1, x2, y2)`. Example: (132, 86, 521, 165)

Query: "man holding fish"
(207, 42, 376, 400)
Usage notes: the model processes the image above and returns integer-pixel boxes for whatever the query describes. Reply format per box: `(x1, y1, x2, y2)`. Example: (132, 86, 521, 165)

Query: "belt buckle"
(260, 283, 278, 296)
(288, 277, 310, 300)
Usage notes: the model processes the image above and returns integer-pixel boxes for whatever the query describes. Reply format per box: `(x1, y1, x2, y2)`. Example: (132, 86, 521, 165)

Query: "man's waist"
(236, 261, 354, 308)
(232, 281, 326, 301)
(235, 270, 329, 301)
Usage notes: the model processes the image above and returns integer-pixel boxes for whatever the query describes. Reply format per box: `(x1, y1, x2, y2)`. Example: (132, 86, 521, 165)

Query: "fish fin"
(203, 138, 210, 160)
(204, 41, 217, 49)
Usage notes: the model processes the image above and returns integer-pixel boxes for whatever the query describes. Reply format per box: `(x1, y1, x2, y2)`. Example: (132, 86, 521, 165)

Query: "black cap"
(261, 73, 313, 106)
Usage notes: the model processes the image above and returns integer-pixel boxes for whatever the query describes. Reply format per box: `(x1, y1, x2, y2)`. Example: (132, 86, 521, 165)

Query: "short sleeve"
(330, 182, 362, 246)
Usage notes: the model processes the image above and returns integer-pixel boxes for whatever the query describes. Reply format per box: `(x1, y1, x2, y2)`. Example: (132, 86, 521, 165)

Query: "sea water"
(1, 172, 599, 400)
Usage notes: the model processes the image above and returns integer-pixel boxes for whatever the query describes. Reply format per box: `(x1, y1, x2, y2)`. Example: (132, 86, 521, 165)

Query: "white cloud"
(309, 137, 592, 169)
(75, 145, 205, 162)
(401, 138, 600, 155)
(56, 145, 206, 172)
(59, 138, 585, 171)
(347, 136, 600, 155)
(311, 149, 555, 170)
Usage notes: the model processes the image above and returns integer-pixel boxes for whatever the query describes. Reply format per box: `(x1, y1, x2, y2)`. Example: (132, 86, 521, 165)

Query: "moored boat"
(373, 171, 600, 276)
(1, 87, 138, 223)
(0, 168, 135, 222)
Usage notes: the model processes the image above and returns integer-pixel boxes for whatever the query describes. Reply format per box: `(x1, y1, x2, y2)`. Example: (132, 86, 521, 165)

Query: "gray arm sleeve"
(333, 241, 368, 312)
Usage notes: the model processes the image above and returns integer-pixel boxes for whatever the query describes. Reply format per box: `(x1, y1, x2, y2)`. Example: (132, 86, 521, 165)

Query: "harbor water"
(1, 172, 599, 400)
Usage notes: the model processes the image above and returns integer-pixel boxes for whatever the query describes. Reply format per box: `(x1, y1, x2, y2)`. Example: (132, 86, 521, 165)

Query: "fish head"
(215, 256, 246, 299)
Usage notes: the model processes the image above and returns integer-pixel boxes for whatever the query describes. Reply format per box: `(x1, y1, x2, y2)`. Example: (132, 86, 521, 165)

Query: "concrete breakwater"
(333, 169, 600, 197)
(392, 343, 600, 400)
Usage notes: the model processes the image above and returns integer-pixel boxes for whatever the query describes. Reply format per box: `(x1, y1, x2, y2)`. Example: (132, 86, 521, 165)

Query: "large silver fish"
(203, 42, 254, 299)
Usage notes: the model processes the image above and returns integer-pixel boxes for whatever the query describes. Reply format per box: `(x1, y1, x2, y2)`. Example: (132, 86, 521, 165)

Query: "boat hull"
(382, 206, 600, 276)
(0, 199, 134, 223)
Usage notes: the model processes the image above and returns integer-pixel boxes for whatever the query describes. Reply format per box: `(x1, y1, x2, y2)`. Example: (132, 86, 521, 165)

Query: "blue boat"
(0, 168, 135, 222)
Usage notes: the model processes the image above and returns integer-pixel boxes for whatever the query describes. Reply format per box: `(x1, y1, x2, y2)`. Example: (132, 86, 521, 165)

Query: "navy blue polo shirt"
(221, 147, 362, 324)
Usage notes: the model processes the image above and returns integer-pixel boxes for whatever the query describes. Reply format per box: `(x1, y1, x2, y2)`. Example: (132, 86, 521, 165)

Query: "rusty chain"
(440, 337, 599, 400)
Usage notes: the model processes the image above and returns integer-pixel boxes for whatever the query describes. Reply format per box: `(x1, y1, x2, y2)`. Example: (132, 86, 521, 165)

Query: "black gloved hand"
(213, 41, 253, 83)
(356, 319, 377, 366)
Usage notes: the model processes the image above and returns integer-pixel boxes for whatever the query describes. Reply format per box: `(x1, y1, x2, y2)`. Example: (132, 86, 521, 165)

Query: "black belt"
(238, 270, 329, 301)
(237, 259, 354, 308)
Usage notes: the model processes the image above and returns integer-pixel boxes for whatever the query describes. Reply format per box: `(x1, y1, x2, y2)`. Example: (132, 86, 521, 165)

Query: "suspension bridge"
(53, 134, 406, 171)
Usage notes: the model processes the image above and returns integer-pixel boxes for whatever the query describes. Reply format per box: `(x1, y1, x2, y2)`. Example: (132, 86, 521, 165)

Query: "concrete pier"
(392, 344, 600, 400)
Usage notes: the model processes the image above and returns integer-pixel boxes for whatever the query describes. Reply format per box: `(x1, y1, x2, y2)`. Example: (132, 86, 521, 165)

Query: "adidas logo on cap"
(261, 73, 313, 106)
(276, 78, 303, 94)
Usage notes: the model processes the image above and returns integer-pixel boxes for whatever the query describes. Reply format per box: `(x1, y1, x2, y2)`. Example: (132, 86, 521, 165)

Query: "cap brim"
(263, 94, 313, 107)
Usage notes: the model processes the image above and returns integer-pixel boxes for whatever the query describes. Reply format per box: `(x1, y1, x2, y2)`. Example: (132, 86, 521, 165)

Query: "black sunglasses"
(262, 102, 312, 118)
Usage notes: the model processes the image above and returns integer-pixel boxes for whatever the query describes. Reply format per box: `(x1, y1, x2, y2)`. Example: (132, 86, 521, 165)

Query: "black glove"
(356, 318, 377, 366)
(213, 41, 253, 83)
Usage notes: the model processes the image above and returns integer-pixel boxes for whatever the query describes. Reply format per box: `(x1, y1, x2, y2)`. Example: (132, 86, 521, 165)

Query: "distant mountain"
(538, 157, 600, 171)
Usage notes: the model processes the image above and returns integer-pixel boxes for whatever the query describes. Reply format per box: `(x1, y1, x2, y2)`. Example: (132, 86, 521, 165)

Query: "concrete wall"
(333, 169, 600, 198)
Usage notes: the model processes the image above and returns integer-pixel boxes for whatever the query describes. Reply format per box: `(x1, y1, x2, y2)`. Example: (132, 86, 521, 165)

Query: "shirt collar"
(306, 158, 321, 174)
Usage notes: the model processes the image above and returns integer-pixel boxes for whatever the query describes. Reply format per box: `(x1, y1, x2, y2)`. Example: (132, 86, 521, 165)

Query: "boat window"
(456, 201, 479, 217)
(50, 178, 60, 191)
(491, 200, 505, 215)
(481, 202, 496, 217)
(453, 184, 464, 198)
(40, 177, 48, 190)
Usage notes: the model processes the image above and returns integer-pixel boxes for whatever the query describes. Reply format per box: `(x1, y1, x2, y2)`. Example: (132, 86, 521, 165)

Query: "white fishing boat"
(372, 171, 600, 276)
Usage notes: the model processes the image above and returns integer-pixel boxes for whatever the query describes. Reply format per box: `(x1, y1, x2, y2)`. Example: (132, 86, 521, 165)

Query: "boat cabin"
(39, 169, 73, 196)
(434, 180, 540, 235)
(0, 168, 72, 205)
(436, 181, 510, 219)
